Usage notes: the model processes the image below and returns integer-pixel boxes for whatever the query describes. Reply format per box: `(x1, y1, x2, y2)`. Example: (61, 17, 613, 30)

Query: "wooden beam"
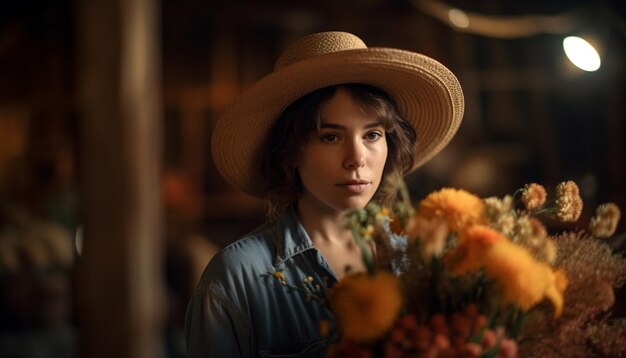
(76, 0, 164, 357)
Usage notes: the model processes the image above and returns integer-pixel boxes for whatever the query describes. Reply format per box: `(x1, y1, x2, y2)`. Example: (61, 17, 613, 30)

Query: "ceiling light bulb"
(563, 36, 601, 72)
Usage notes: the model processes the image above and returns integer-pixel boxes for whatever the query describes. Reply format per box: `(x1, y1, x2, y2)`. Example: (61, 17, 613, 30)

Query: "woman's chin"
(337, 196, 374, 211)
(299, 191, 376, 213)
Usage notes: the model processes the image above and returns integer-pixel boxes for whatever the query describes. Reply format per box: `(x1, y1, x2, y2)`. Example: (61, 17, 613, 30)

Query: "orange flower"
(416, 188, 486, 231)
(541, 238, 558, 264)
(329, 271, 403, 342)
(482, 239, 567, 317)
(446, 229, 567, 317)
(445, 225, 504, 273)
(460, 224, 503, 245)
(553, 268, 569, 296)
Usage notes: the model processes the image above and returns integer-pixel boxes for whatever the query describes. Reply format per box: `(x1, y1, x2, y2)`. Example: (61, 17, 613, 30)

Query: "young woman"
(186, 31, 464, 357)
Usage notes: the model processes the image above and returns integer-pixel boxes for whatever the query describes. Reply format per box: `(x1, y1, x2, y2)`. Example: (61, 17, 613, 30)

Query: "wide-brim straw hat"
(212, 31, 464, 198)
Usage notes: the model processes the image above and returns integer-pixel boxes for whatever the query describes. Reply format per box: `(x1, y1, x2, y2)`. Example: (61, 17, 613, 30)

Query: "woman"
(186, 31, 464, 357)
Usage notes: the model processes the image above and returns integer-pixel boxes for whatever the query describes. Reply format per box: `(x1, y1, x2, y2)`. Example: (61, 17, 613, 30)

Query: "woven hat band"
(274, 32, 368, 71)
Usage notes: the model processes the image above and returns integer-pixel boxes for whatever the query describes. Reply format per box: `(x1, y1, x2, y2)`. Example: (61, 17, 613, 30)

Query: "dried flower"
(555, 181, 583, 222)
(521, 183, 547, 211)
(511, 216, 535, 244)
(588, 203, 621, 238)
(485, 195, 516, 236)
(502, 216, 553, 262)
(485, 195, 514, 217)
(416, 188, 486, 231)
(586, 320, 626, 357)
(329, 272, 403, 342)
(518, 232, 626, 357)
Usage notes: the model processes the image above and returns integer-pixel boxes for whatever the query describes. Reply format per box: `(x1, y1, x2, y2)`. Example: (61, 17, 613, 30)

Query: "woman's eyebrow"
(319, 121, 383, 130)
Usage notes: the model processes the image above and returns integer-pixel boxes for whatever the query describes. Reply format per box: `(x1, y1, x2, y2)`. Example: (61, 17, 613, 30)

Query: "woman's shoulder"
(206, 226, 276, 270)
(195, 215, 293, 291)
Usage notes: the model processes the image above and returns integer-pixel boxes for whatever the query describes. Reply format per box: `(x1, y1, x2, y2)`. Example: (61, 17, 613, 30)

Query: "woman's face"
(297, 87, 388, 213)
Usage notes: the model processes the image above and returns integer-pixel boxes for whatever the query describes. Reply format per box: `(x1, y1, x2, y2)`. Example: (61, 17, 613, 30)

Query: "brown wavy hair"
(259, 83, 416, 216)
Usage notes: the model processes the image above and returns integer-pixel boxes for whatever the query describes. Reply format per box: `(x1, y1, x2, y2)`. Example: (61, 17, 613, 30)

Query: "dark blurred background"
(0, 0, 624, 357)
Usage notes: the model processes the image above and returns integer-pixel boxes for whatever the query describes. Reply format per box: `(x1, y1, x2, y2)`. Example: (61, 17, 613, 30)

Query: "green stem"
(534, 206, 557, 216)
(351, 226, 376, 275)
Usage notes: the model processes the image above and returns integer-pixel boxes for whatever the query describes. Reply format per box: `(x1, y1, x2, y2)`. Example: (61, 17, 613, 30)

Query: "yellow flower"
(376, 207, 390, 220)
(416, 188, 486, 231)
(329, 271, 403, 342)
(482, 238, 567, 317)
(360, 225, 375, 239)
(272, 271, 286, 285)
(521, 183, 547, 211)
(588, 203, 621, 238)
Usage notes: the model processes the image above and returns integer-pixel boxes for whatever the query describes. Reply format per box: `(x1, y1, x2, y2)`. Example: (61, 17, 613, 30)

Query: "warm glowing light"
(563, 36, 601, 72)
(448, 9, 469, 28)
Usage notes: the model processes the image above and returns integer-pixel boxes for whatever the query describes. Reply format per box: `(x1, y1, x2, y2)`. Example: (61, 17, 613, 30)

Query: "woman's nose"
(342, 141, 366, 170)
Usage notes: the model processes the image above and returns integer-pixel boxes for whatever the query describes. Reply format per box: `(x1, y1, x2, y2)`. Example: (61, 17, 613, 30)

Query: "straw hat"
(211, 31, 464, 197)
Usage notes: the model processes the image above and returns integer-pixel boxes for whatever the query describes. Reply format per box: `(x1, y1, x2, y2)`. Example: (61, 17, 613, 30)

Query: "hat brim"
(211, 47, 464, 197)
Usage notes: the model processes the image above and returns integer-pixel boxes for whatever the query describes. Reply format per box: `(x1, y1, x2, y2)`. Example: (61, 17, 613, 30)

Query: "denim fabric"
(185, 206, 406, 357)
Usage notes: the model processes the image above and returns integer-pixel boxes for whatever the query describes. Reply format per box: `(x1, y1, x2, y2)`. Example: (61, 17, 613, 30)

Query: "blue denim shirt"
(185, 206, 405, 357)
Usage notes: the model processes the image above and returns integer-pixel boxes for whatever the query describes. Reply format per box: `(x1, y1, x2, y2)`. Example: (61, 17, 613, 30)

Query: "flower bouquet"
(322, 180, 626, 357)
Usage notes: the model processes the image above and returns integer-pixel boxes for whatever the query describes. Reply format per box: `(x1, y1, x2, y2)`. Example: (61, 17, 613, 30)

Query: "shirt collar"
(273, 205, 317, 267)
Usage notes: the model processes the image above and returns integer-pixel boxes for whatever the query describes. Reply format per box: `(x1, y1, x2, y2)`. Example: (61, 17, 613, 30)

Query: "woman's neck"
(295, 195, 370, 279)
(295, 196, 352, 245)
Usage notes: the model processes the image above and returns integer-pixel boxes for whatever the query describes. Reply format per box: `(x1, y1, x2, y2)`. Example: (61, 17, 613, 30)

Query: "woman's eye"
(365, 131, 383, 141)
(320, 134, 339, 143)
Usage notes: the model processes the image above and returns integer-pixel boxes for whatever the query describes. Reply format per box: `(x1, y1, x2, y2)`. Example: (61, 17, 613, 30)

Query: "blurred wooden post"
(76, 0, 164, 357)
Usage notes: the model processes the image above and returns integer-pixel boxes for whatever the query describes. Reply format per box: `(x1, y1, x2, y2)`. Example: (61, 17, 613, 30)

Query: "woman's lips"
(336, 180, 371, 193)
